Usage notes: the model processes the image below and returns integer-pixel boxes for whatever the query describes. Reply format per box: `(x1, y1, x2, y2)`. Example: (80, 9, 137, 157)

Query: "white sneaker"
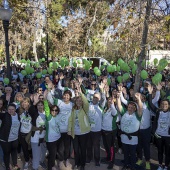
(59, 161, 65, 170)
(157, 166, 163, 170)
(65, 159, 71, 167)
(23, 162, 29, 169)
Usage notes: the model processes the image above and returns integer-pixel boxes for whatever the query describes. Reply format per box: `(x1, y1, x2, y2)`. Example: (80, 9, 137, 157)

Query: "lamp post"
(0, 0, 12, 81)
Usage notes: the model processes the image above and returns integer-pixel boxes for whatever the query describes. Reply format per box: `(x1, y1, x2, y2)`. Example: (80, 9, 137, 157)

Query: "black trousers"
(156, 136, 170, 167)
(123, 143, 137, 169)
(137, 127, 151, 161)
(46, 138, 62, 170)
(86, 131, 101, 163)
(102, 129, 117, 163)
(58, 133, 71, 160)
(0, 139, 18, 170)
(20, 133, 30, 162)
(73, 133, 89, 167)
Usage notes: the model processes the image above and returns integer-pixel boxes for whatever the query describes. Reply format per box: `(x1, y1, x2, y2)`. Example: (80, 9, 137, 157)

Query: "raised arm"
(135, 93, 143, 117)
(57, 73, 65, 91)
(110, 101, 117, 116)
(116, 92, 124, 114)
(147, 84, 158, 113)
(152, 83, 161, 104)
(81, 93, 89, 114)
(118, 84, 128, 105)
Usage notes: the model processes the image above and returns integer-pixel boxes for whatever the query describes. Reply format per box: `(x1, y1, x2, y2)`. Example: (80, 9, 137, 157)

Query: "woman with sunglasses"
(31, 101, 46, 170)
(148, 84, 170, 170)
(68, 92, 90, 170)
(0, 103, 20, 170)
(20, 85, 31, 98)
(13, 92, 24, 110)
(46, 83, 73, 168)
(30, 87, 43, 105)
(44, 97, 62, 170)
(18, 98, 35, 170)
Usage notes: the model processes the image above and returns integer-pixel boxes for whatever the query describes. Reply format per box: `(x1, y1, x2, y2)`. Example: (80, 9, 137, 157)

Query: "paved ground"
(0, 144, 169, 170)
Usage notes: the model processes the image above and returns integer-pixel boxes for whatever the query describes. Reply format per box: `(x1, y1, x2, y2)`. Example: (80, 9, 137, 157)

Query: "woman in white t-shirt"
(117, 92, 143, 170)
(31, 101, 46, 170)
(0, 103, 20, 170)
(148, 84, 170, 170)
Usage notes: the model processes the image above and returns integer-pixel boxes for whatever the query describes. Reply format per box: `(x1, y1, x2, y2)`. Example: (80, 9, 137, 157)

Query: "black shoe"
(101, 157, 110, 164)
(80, 166, 85, 170)
(107, 162, 114, 169)
(86, 159, 91, 164)
(121, 165, 129, 170)
(95, 162, 100, 167)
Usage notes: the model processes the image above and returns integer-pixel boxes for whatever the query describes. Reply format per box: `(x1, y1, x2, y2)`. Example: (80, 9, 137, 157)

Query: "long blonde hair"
(19, 97, 31, 115)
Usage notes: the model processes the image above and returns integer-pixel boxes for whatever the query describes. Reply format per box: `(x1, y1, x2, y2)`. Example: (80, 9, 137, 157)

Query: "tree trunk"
(134, 0, 152, 94)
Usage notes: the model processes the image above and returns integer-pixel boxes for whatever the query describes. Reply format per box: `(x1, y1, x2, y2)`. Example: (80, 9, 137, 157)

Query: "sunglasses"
(22, 87, 27, 89)
(52, 109, 58, 112)
(91, 84, 96, 86)
(39, 98, 44, 100)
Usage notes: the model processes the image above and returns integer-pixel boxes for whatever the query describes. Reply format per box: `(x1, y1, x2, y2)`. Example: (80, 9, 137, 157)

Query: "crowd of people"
(0, 64, 169, 170)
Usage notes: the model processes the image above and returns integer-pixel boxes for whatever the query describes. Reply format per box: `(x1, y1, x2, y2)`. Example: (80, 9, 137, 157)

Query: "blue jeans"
(0, 145, 3, 162)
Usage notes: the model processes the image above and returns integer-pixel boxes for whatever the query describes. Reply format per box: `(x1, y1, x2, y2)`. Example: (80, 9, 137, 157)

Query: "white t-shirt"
(156, 111, 170, 137)
(20, 112, 32, 134)
(8, 114, 20, 142)
(31, 112, 46, 143)
(121, 112, 140, 145)
(56, 100, 73, 133)
(102, 104, 117, 131)
(46, 115, 61, 142)
(88, 104, 102, 132)
(140, 103, 151, 129)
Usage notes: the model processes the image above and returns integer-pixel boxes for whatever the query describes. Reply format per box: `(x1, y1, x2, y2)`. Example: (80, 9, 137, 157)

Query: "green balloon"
(73, 62, 77, 67)
(167, 96, 170, 101)
(100, 65, 105, 71)
(107, 65, 113, 73)
(117, 58, 124, 66)
(60, 59, 65, 68)
(36, 73, 42, 79)
(3, 78, 9, 85)
(116, 66, 120, 72)
(25, 65, 31, 74)
(94, 67, 99, 73)
(35, 63, 39, 68)
(132, 65, 137, 74)
(39, 59, 42, 63)
(141, 70, 148, 79)
(129, 60, 135, 68)
(111, 61, 114, 64)
(53, 62, 58, 69)
(30, 68, 34, 74)
(112, 65, 116, 72)
(142, 60, 146, 67)
(21, 59, 26, 63)
(42, 69, 47, 75)
(65, 60, 69, 66)
(95, 69, 101, 76)
(42, 58, 45, 62)
(47, 68, 53, 74)
(107, 78, 111, 86)
(49, 62, 53, 68)
(123, 73, 130, 81)
(27, 59, 31, 64)
(21, 70, 27, 76)
(121, 63, 130, 72)
(154, 58, 158, 66)
(117, 76, 123, 83)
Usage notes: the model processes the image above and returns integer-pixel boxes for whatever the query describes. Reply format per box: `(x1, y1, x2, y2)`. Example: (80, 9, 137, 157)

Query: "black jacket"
(0, 112, 20, 142)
